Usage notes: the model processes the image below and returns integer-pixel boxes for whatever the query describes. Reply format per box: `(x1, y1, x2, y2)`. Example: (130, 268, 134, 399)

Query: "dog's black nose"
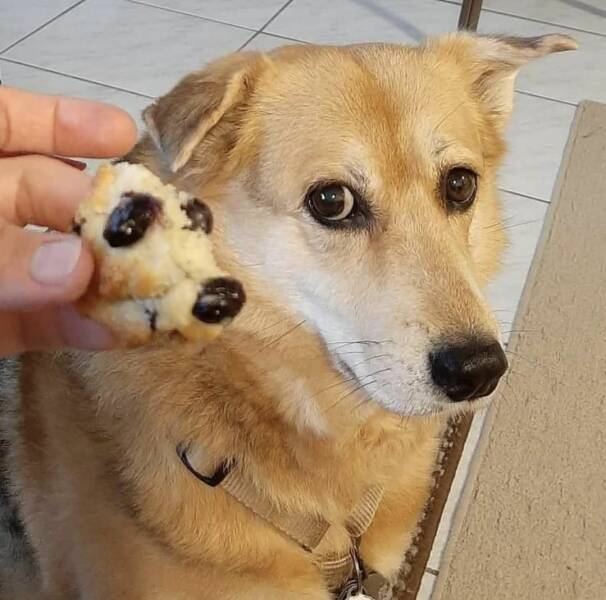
(430, 340, 508, 402)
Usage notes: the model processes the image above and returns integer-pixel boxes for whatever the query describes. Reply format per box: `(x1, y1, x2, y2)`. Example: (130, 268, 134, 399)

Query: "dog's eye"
(444, 168, 477, 208)
(307, 184, 355, 223)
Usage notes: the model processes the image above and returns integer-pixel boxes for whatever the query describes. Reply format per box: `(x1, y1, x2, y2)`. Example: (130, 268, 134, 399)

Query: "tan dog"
(0, 33, 575, 600)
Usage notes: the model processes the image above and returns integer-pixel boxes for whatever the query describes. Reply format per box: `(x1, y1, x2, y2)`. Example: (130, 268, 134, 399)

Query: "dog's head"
(136, 33, 575, 416)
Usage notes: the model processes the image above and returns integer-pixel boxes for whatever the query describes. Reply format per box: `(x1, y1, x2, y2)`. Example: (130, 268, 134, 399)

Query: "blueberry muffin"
(74, 163, 245, 346)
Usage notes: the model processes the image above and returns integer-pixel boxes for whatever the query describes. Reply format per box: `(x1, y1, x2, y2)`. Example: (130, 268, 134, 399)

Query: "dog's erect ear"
(142, 52, 269, 173)
(431, 33, 577, 129)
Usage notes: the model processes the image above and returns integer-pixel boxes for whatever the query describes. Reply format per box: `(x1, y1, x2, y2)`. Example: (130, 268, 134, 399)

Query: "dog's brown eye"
(444, 168, 477, 208)
(307, 184, 355, 223)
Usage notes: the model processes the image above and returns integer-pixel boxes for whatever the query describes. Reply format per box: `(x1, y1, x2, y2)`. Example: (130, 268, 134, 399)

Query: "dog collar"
(177, 443, 391, 599)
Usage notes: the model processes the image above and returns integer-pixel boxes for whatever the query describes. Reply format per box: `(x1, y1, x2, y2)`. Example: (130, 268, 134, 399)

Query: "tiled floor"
(1, 0, 604, 597)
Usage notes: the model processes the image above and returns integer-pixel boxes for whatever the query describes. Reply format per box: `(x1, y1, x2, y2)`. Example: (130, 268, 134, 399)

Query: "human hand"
(0, 86, 137, 357)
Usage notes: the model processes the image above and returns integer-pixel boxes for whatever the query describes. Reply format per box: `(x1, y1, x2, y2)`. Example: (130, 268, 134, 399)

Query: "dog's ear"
(142, 52, 269, 173)
(431, 33, 577, 129)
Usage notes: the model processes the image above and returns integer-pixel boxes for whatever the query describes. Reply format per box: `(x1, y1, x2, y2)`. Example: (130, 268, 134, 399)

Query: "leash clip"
(336, 547, 373, 599)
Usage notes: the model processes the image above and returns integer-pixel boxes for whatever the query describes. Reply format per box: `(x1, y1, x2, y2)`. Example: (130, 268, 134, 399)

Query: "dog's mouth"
(333, 351, 451, 417)
(322, 338, 463, 417)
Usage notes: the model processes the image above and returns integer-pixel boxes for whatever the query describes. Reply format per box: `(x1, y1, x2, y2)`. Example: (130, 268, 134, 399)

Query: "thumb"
(0, 305, 114, 356)
(0, 224, 93, 310)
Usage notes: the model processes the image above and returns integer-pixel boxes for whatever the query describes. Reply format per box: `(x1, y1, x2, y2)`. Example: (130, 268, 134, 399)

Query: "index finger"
(0, 86, 138, 157)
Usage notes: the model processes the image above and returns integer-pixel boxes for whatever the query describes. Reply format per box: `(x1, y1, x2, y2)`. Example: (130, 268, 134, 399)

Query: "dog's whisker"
(501, 219, 542, 231)
(325, 339, 389, 347)
(504, 349, 550, 370)
(501, 328, 537, 335)
(352, 380, 395, 412)
(322, 367, 392, 414)
(351, 394, 376, 412)
(350, 353, 392, 369)
(310, 375, 360, 400)
(326, 378, 379, 413)
(258, 317, 294, 335)
(260, 320, 306, 351)
(482, 215, 521, 231)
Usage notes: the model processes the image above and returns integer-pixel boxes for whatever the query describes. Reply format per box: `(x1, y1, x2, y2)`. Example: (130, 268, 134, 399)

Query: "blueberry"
(182, 198, 213, 234)
(192, 278, 246, 324)
(103, 192, 160, 247)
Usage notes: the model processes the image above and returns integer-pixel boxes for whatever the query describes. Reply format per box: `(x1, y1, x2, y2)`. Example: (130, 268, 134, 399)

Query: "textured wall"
(433, 101, 606, 600)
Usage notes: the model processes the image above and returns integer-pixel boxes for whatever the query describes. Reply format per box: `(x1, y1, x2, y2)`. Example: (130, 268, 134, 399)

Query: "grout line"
(240, 30, 309, 49)
(515, 89, 578, 108)
(124, 0, 305, 51)
(437, 0, 606, 39)
(426, 567, 440, 577)
(0, 57, 155, 99)
(238, 30, 306, 51)
(237, 33, 264, 52)
(498, 187, 551, 205)
(0, 0, 87, 55)
(238, 0, 296, 51)
(124, 0, 257, 34)
(261, 0, 304, 32)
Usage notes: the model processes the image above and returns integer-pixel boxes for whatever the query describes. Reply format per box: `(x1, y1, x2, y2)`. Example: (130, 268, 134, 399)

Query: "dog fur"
(0, 33, 575, 599)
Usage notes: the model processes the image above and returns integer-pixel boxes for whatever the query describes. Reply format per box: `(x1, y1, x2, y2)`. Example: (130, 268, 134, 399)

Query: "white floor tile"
(481, 0, 606, 37)
(417, 570, 438, 600)
(130, 0, 288, 30)
(0, 60, 149, 129)
(267, 0, 460, 44)
(479, 12, 606, 105)
(502, 93, 576, 202)
(0, 0, 78, 52)
(487, 192, 548, 339)
(4, 0, 251, 98)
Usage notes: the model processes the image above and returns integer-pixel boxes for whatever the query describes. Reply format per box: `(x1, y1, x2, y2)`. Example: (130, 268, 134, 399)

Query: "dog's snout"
(430, 340, 508, 402)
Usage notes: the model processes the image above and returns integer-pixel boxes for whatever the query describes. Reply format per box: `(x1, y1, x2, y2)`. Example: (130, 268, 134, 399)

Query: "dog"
(0, 32, 576, 599)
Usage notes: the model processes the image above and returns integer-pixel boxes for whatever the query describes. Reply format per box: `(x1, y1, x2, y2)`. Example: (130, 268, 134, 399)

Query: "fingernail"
(30, 236, 82, 286)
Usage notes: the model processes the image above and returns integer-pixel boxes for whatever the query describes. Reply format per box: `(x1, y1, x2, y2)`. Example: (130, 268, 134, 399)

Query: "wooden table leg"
(458, 0, 483, 31)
